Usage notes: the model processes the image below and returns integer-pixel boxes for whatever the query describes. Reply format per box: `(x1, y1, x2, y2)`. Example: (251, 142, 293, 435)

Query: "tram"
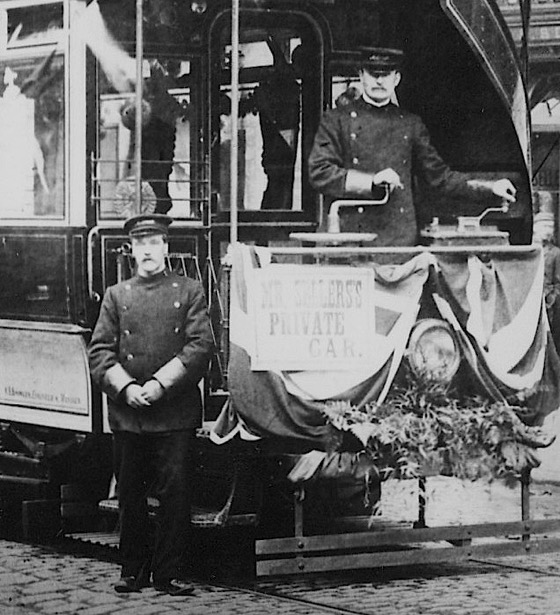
(0, 0, 559, 575)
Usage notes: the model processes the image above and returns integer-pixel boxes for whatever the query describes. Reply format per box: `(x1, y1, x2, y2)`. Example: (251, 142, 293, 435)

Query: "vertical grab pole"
(134, 0, 144, 215)
(521, 467, 531, 543)
(417, 477, 427, 529)
(230, 0, 240, 245)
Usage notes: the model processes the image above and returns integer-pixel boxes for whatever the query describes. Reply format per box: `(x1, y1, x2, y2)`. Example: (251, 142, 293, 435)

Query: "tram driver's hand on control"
(142, 379, 165, 404)
(372, 168, 403, 192)
(492, 178, 516, 203)
(124, 383, 151, 409)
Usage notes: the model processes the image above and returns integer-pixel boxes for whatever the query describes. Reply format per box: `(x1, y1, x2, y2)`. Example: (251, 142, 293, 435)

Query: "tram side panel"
(0, 230, 95, 429)
(0, 226, 116, 538)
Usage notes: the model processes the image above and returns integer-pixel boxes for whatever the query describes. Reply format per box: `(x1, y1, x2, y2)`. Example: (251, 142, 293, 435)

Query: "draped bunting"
(432, 249, 560, 424)
(210, 244, 560, 446)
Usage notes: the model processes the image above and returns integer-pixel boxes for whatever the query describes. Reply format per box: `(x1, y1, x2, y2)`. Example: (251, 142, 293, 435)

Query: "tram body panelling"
(0, 0, 553, 568)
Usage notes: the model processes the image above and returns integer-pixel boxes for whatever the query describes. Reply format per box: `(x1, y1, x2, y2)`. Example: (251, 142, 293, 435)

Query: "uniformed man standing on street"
(308, 48, 518, 246)
(88, 214, 214, 596)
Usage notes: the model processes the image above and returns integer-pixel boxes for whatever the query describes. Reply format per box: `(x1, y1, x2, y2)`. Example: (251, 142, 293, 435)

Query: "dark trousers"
(261, 169, 295, 210)
(113, 430, 194, 583)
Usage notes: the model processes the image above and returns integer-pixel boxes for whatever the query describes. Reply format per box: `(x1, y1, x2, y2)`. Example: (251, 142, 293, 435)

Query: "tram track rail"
(214, 581, 373, 615)
(208, 554, 560, 615)
(470, 557, 560, 577)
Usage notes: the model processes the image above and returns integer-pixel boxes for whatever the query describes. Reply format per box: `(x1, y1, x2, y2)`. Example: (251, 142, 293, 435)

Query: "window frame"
(94, 53, 207, 229)
(0, 0, 87, 228)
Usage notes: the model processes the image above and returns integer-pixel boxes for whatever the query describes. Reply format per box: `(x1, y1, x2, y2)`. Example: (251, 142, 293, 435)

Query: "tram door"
(208, 8, 323, 247)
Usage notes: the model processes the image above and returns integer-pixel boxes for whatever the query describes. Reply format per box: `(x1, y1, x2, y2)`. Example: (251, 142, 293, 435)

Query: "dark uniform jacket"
(308, 98, 482, 246)
(88, 269, 214, 433)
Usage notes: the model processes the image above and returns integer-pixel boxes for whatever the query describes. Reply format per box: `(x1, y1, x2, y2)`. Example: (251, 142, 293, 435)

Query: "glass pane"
(331, 75, 362, 110)
(3, 3, 63, 49)
(97, 59, 203, 221)
(0, 235, 68, 319)
(0, 53, 65, 219)
(216, 28, 306, 212)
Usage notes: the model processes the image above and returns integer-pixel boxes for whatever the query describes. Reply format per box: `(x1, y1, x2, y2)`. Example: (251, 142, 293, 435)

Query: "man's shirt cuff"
(345, 170, 374, 195)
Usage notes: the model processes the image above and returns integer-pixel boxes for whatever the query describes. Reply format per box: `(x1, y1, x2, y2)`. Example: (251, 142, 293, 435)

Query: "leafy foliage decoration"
(322, 372, 544, 486)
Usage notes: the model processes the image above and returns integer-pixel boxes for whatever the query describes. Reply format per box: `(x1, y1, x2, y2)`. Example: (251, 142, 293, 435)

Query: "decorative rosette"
(114, 176, 157, 218)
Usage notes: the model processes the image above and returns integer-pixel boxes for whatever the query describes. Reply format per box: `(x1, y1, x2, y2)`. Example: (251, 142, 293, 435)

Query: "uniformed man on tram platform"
(88, 213, 214, 597)
(308, 47, 517, 246)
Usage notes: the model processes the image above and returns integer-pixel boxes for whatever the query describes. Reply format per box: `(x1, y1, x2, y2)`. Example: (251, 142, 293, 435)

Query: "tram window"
(211, 14, 320, 215)
(0, 52, 64, 220)
(96, 59, 204, 221)
(0, 2, 63, 51)
(331, 75, 362, 109)
(217, 37, 303, 212)
(218, 79, 302, 212)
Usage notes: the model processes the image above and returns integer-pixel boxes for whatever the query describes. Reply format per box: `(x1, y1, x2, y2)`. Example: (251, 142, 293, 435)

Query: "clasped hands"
(124, 380, 164, 408)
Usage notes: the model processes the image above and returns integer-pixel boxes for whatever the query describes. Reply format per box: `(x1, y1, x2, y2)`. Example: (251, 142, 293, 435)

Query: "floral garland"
(321, 373, 548, 486)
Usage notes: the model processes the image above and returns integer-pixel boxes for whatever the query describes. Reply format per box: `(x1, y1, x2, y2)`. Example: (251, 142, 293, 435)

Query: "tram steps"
(97, 497, 258, 528)
(66, 531, 120, 548)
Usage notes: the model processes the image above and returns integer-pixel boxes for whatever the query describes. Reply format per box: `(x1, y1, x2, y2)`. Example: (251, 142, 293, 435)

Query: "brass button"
(174, 327, 180, 334)
(350, 132, 357, 140)
(174, 301, 181, 308)
(122, 305, 128, 311)
(352, 157, 359, 165)
(125, 284, 131, 290)
(350, 111, 357, 118)
(126, 353, 134, 361)
(172, 282, 179, 288)
(124, 330, 131, 336)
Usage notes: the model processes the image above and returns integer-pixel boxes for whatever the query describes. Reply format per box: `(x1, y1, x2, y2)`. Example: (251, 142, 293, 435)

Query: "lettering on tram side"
(249, 266, 375, 371)
(3, 387, 82, 408)
(0, 328, 90, 419)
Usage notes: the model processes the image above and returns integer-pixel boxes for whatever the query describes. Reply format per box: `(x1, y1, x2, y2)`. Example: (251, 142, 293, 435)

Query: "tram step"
(97, 498, 258, 528)
(66, 531, 120, 547)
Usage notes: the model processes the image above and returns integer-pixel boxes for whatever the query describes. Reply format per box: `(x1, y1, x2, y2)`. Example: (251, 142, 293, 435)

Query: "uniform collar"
(357, 96, 398, 111)
(362, 92, 392, 107)
(135, 268, 169, 285)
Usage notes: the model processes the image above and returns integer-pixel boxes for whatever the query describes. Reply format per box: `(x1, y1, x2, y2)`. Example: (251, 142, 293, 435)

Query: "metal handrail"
(263, 244, 537, 256)
(90, 155, 210, 218)
(86, 226, 101, 302)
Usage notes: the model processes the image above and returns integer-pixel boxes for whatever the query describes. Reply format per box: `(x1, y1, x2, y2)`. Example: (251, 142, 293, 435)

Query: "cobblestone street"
(2, 479, 560, 614)
(4, 535, 560, 614)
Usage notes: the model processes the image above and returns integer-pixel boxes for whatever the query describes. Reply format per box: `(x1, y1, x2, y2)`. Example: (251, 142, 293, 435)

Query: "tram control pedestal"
(421, 203, 511, 247)
(421, 222, 509, 247)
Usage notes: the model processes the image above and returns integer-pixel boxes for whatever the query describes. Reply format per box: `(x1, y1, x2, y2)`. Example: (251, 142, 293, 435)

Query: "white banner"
(248, 265, 376, 371)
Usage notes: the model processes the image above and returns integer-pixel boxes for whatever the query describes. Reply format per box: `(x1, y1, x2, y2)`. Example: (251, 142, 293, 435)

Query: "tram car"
(0, 0, 559, 575)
